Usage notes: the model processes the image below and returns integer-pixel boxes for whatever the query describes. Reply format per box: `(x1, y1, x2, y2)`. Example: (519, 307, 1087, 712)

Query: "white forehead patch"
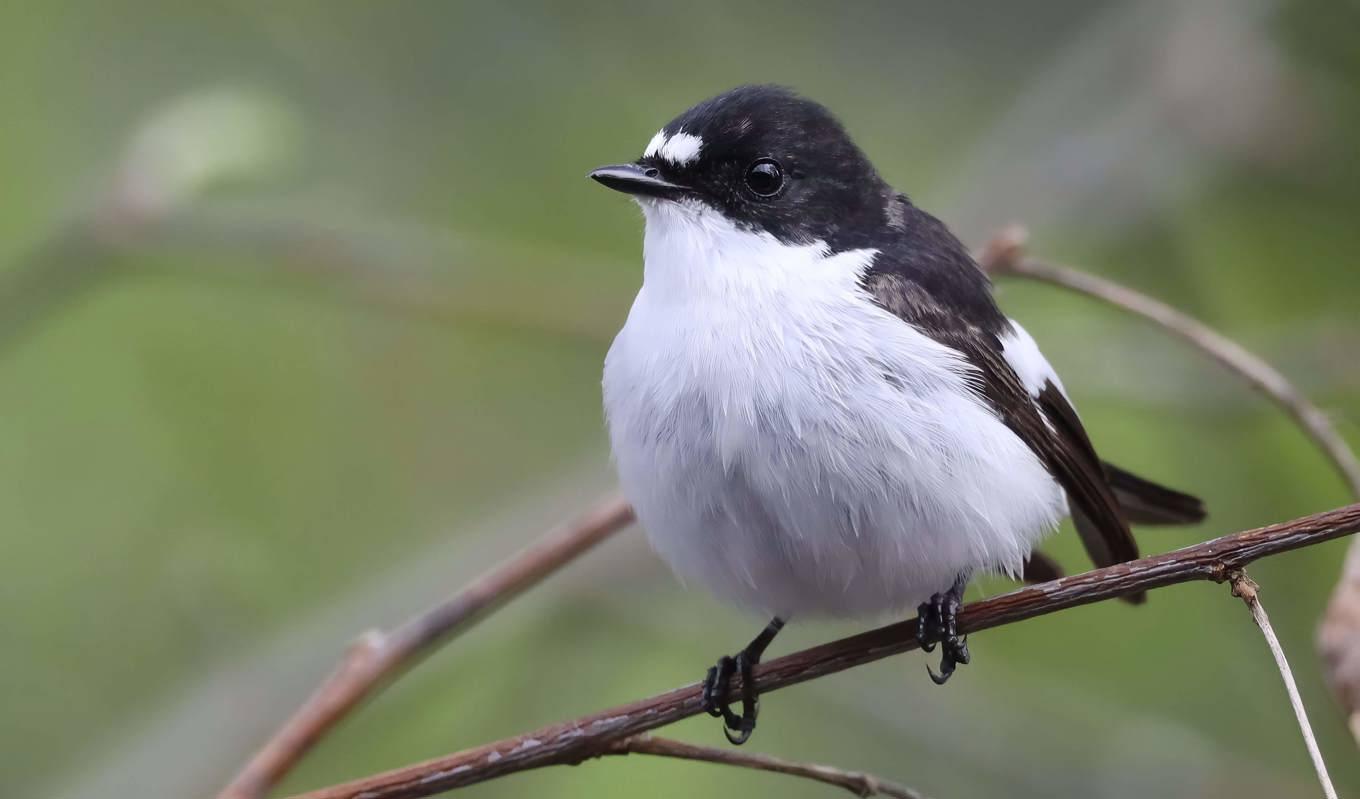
(643, 129, 668, 158)
(659, 131, 703, 165)
(641, 128, 704, 166)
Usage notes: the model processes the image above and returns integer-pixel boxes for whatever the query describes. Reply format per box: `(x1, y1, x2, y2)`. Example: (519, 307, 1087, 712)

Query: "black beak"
(589, 163, 689, 200)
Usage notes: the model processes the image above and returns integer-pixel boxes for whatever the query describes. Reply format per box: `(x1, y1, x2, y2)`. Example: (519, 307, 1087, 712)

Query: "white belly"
(602, 200, 1067, 619)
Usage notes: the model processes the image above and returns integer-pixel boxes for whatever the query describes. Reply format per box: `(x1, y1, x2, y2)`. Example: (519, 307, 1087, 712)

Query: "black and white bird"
(590, 85, 1204, 744)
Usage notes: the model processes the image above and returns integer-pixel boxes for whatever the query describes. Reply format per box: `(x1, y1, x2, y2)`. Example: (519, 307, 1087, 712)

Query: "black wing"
(861, 197, 1142, 598)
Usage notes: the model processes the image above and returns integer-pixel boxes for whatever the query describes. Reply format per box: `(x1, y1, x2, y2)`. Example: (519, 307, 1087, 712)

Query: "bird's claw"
(916, 580, 970, 685)
(926, 636, 970, 684)
(700, 651, 759, 744)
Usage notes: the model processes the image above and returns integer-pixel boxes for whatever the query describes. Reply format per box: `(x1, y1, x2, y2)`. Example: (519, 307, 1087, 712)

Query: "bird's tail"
(1101, 461, 1206, 526)
(1025, 465, 1203, 603)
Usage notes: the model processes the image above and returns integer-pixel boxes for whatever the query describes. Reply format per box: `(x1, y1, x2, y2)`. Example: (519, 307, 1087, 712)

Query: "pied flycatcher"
(590, 85, 1205, 744)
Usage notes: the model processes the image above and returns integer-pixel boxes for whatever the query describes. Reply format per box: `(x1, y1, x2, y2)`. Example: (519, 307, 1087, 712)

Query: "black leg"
(915, 574, 971, 685)
(700, 617, 784, 745)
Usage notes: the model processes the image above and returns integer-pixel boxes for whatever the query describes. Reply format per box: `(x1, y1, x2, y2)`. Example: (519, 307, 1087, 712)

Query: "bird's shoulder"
(857, 194, 1007, 354)
(854, 197, 1042, 470)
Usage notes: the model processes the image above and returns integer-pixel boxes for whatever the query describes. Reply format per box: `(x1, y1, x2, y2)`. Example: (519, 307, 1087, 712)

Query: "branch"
(217, 494, 634, 799)
(1229, 572, 1338, 799)
(980, 225, 1360, 497)
(599, 735, 930, 799)
(290, 503, 1360, 799)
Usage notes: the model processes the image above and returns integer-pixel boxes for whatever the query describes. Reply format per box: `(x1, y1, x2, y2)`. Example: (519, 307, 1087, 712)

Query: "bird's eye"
(744, 158, 784, 198)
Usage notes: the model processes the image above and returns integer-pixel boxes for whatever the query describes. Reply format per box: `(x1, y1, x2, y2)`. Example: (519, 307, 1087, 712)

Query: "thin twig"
(217, 494, 634, 799)
(1229, 571, 1338, 799)
(290, 503, 1360, 799)
(600, 734, 930, 799)
(981, 225, 1360, 497)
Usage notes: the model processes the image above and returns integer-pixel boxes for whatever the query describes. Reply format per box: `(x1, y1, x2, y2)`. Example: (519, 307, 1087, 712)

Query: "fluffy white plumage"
(603, 198, 1069, 618)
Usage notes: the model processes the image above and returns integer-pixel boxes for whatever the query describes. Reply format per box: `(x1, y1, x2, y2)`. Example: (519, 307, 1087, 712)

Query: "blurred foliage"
(1, 1, 1357, 797)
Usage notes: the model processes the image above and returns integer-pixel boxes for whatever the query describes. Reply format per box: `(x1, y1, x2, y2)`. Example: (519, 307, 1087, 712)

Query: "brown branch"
(217, 494, 634, 799)
(599, 735, 931, 799)
(980, 225, 1360, 497)
(289, 503, 1360, 799)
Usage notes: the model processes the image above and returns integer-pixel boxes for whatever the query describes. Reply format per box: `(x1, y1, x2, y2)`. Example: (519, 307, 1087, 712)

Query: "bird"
(589, 85, 1205, 744)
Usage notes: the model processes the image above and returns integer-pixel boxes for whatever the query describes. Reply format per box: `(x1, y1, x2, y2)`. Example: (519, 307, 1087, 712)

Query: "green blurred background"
(3, 1, 1358, 797)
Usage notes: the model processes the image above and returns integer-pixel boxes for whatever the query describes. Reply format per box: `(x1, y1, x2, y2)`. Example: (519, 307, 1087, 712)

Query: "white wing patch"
(1000, 320, 1067, 399)
(642, 128, 704, 165)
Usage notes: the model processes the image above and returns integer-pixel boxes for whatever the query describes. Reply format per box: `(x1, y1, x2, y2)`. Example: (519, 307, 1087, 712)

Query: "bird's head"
(591, 85, 891, 246)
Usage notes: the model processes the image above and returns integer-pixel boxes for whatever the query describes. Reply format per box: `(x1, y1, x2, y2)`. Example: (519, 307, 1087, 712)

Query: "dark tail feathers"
(1102, 461, 1206, 526)
(1026, 466, 1202, 605)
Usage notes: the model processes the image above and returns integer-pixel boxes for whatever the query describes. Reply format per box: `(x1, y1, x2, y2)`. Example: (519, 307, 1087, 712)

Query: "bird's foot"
(701, 650, 759, 744)
(916, 576, 970, 685)
(699, 617, 784, 745)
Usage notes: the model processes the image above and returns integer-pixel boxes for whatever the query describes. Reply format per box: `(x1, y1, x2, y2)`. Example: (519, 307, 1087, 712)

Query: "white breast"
(603, 199, 1067, 618)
